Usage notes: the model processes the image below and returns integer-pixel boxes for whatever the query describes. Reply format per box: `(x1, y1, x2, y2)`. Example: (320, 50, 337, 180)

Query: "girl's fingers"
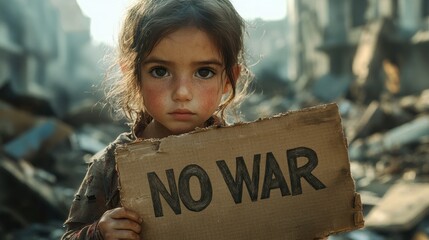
(110, 207, 143, 224)
(99, 207, 143, 239)
(113, 219, 142, 233)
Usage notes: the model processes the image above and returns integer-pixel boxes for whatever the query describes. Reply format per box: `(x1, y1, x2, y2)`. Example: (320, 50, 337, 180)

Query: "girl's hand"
(98, 207, 143, 240)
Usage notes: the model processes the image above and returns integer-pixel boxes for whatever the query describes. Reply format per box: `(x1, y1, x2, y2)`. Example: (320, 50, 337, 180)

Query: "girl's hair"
(107, 0, 252, 128)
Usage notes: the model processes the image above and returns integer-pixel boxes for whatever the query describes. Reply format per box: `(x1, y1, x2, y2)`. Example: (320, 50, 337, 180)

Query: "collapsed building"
(0, 0, 108, 118)
(287, 0, 429, 102)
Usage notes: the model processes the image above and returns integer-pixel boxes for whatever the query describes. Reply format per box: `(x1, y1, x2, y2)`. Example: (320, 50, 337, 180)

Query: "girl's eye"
(195, 68, 214, 79)
(150, 67, 169, 78)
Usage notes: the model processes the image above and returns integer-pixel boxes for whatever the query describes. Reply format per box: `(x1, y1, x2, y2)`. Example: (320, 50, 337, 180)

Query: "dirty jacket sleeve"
(61, 117, 221, 239)
(61, 133, 134, 240)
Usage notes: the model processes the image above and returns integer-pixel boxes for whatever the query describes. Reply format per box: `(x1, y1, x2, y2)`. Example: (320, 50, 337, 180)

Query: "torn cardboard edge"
(116, 103, 364, 240)
(131, 103, 347, 142)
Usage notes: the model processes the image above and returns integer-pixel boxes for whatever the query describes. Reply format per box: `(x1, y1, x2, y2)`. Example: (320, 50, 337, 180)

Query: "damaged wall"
(0, 0, 110, 118)
(286, 0, 429, 103)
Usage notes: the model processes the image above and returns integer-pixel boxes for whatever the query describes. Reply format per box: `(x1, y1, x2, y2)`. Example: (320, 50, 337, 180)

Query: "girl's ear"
(223, 64, 241, 94)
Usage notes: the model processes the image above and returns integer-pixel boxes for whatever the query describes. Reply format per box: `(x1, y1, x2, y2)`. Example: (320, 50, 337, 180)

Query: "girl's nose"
(172, 77, 192, 101)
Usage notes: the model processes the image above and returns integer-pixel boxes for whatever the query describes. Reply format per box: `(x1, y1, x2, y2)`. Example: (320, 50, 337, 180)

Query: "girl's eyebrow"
(197, 60, 223, 66)
(142, 57, 169, 65)
(143, 57, 223, 66)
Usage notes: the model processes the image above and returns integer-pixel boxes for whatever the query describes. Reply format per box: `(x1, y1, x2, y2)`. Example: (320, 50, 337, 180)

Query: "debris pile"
(0, 94, 128, 239)
(331, 90, 429, 240)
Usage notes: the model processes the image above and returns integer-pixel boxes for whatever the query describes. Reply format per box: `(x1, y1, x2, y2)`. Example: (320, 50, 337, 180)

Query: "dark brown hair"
(107, 0, 252, 127)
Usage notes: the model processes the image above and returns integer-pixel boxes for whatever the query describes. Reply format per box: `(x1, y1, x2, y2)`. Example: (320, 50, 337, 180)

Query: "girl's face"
(140, 27, 231, 138)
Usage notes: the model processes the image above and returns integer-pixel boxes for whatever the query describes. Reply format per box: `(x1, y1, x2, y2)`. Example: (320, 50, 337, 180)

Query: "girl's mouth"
(169, 109, 195, 120)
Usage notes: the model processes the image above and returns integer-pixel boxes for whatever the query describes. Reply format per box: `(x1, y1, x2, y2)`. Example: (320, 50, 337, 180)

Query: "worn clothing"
(61, 117, 223, 239)
(61, 132, 135, 239)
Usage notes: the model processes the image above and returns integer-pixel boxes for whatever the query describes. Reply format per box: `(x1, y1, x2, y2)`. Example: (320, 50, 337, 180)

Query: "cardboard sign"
(116, 103, 364, 239)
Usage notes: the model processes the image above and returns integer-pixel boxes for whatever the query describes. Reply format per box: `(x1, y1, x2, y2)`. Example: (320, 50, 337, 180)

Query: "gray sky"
(77, 0, 287, 46)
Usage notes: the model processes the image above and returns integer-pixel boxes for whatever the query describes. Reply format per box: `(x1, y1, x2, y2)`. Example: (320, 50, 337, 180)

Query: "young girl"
(62, 0, 251, 239)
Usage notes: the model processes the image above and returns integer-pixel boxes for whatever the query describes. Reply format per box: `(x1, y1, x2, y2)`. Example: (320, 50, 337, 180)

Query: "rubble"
(0, 97, 128, 239)
(365, 182, 429, 231)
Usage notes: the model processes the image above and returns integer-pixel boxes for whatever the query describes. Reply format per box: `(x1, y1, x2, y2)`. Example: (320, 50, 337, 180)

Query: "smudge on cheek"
(197, 86, 223, 112)
(142, 86, 166, 113)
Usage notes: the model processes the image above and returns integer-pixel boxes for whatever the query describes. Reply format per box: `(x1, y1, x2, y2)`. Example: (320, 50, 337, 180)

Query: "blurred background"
(1, 0, 429, 239)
